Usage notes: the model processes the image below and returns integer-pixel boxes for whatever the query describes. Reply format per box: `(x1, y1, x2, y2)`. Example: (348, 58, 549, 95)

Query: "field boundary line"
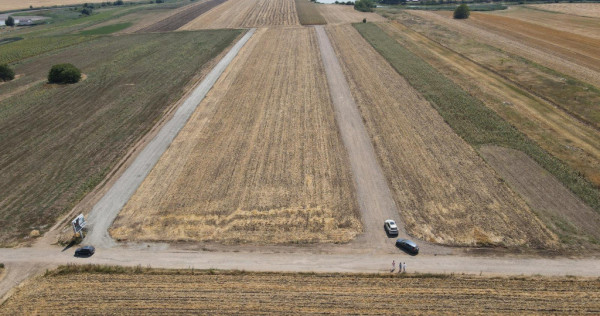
(83, 28, 257, 248)
(314, 25, 404, 247)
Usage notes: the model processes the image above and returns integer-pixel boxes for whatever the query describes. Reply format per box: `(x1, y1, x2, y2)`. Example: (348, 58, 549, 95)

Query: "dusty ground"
(491, 6, 600, 40)
(528, 3, 600, 18)
(325, 24, 556, 248)
(181, 0, 299, 29)
(2, 267, 599, 314)
(376, 17, 600, 188)
(480, 146, 600, 245)
(110, 27, 360, 244)
(318, 4, 385, 25)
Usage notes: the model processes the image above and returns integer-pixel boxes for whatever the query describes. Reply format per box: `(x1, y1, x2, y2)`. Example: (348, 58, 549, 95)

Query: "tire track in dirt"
(314, 25, 402, 249)
(83, 29, 256, 248)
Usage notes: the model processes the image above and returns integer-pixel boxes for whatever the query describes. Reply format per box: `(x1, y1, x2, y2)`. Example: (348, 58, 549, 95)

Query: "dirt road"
(83, 29, 256, 248)
(314, 26, 403, 249)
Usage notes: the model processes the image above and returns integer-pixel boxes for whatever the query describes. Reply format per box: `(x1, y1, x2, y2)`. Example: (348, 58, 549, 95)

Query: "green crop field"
(0, 29, 242, 246)
(79, 22, 132, 35)
(295, 0, 326, 25)
(354, 22, 600, 214)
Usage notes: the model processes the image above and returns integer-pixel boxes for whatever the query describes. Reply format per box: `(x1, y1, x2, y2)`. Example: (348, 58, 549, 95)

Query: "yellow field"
(181, 0, 299, 29)
(325, 24, 556, 248)
(110, 27, 360, 244)
(318, 4, 386, 25)
(2, 267, 599, 314)
(0, 0, 91, 11)
(528, 3, 600, 18)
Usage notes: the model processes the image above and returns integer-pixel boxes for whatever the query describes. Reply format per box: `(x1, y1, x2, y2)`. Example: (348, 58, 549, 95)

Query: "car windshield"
(404, 240, 417, 247)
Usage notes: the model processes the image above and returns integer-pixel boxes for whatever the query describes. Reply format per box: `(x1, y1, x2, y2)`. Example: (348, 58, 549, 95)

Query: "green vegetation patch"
(0, 29, 242, 246)
(354, 22, 600, 212)
(79, 22, 133, 35)
(295, 0, 326, 25)
(0, 35, 91, 64)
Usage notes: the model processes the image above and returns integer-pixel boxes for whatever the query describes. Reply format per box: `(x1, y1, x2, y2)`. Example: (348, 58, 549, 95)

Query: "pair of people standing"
(391, 260, 406, 273)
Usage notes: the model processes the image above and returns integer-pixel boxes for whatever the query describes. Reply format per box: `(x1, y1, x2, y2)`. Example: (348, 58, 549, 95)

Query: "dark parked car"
(74, 245, 95, 257)
(396, 239, 419, 255)
(384, 219, 399, 236)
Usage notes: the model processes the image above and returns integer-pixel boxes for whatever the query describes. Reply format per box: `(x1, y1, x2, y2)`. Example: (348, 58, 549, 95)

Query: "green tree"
(48, 63, 82, 84)
(5, 16, 15, 27)
(453, 4, 470, 19)
(354, 0, 376, 12)
(0, 64, 15, 81)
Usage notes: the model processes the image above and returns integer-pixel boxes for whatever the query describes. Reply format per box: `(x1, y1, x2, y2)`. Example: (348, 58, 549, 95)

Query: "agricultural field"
(136, 0, 227, 33)
(0, 0, 96, 12)
(527, 3, 600, 18)
(353, 21, 600, 245)
(110, 27, 360, 244)
(490, 6, 600, 40)
(2, 266, 599, 314)
(295, 0, 326, 25)
(391, 11, 600, 186)
(181, 0, 299, 29)
(0, 29, 241, 246)
(318, 4, 385, 24)
(325, 24, 555, 248)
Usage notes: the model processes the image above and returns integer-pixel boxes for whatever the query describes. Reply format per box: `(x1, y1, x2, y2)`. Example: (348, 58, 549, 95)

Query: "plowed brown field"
(467, 12, 600, 79)
(136, 0, 227, 33)
(3, 268, 599, 314)
(318, 4, 386, 24)
(110, 27, 360, 244)
(528, 3, 600, 18)
(409, 10, 600, 88)
(490, 6, 600, 40)
(181, 0, 299, 29)
(325, 24, 556, 248)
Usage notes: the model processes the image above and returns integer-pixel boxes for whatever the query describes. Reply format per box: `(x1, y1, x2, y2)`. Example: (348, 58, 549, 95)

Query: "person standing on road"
(403, 262, 406, 273)
(391, 260, 396, 273)
(398, 262, 403, 273)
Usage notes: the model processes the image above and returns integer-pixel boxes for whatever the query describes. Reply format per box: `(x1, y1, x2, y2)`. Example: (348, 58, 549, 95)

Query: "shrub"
(48, 63, 81, 84)
(81, 7, 93, 15)
(0, 64, 15, 81)
(354, 0, 376, 12)
(5, 16, 15, 27)
(453, 4, 470, 19)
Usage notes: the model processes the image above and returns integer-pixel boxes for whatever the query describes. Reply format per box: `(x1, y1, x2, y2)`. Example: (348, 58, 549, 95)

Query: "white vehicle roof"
(384, 219, 397, 227)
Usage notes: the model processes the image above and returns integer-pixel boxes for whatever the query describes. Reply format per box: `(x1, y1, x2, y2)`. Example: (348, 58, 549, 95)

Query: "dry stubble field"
(0, 0, 92, 11)
(181, 0, 299, 29)
(110, 27, 360, 244)
(325, 24, 555, 248)
(317, 4, 385, 25)
(528, 3, 600, 18)
(2, 267, 599, 314)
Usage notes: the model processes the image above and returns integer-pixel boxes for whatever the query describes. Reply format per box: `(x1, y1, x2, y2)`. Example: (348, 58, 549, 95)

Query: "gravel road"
(84, 29, 256, 248)
(315, 25, 404, 249)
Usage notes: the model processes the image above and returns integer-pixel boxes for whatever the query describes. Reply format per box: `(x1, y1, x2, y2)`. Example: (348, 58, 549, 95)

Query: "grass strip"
(79, 22, 133, 35)
(295, 0, 326, 25)
(354, 22, 600, 212)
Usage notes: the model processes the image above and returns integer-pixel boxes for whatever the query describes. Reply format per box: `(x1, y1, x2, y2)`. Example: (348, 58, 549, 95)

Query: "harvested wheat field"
(528, 3, 600, 18)
(325, 24, 556, 247)
(318, 4, 385, 25)
(2, 267, 599, 315)
(490, 6, 600, 40)
(181, 0, 299, 29)
(377, 17, 600, 190)
(409, 10, 600, 88)
(110, 27, 360, 244)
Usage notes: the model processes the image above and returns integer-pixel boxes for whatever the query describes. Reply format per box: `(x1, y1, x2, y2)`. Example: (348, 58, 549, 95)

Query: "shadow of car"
(395, 239, 419, 256)
(74, 245, 95, 258)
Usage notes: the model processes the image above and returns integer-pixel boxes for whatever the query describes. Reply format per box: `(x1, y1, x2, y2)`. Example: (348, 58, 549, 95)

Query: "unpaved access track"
(315, 25, 403, 249)
(83, 29, 256, 248)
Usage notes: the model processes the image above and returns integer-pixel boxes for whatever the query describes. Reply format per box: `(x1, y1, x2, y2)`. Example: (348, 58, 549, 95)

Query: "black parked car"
(396, 239, 419, 255)
(74, 245, 95, 257)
